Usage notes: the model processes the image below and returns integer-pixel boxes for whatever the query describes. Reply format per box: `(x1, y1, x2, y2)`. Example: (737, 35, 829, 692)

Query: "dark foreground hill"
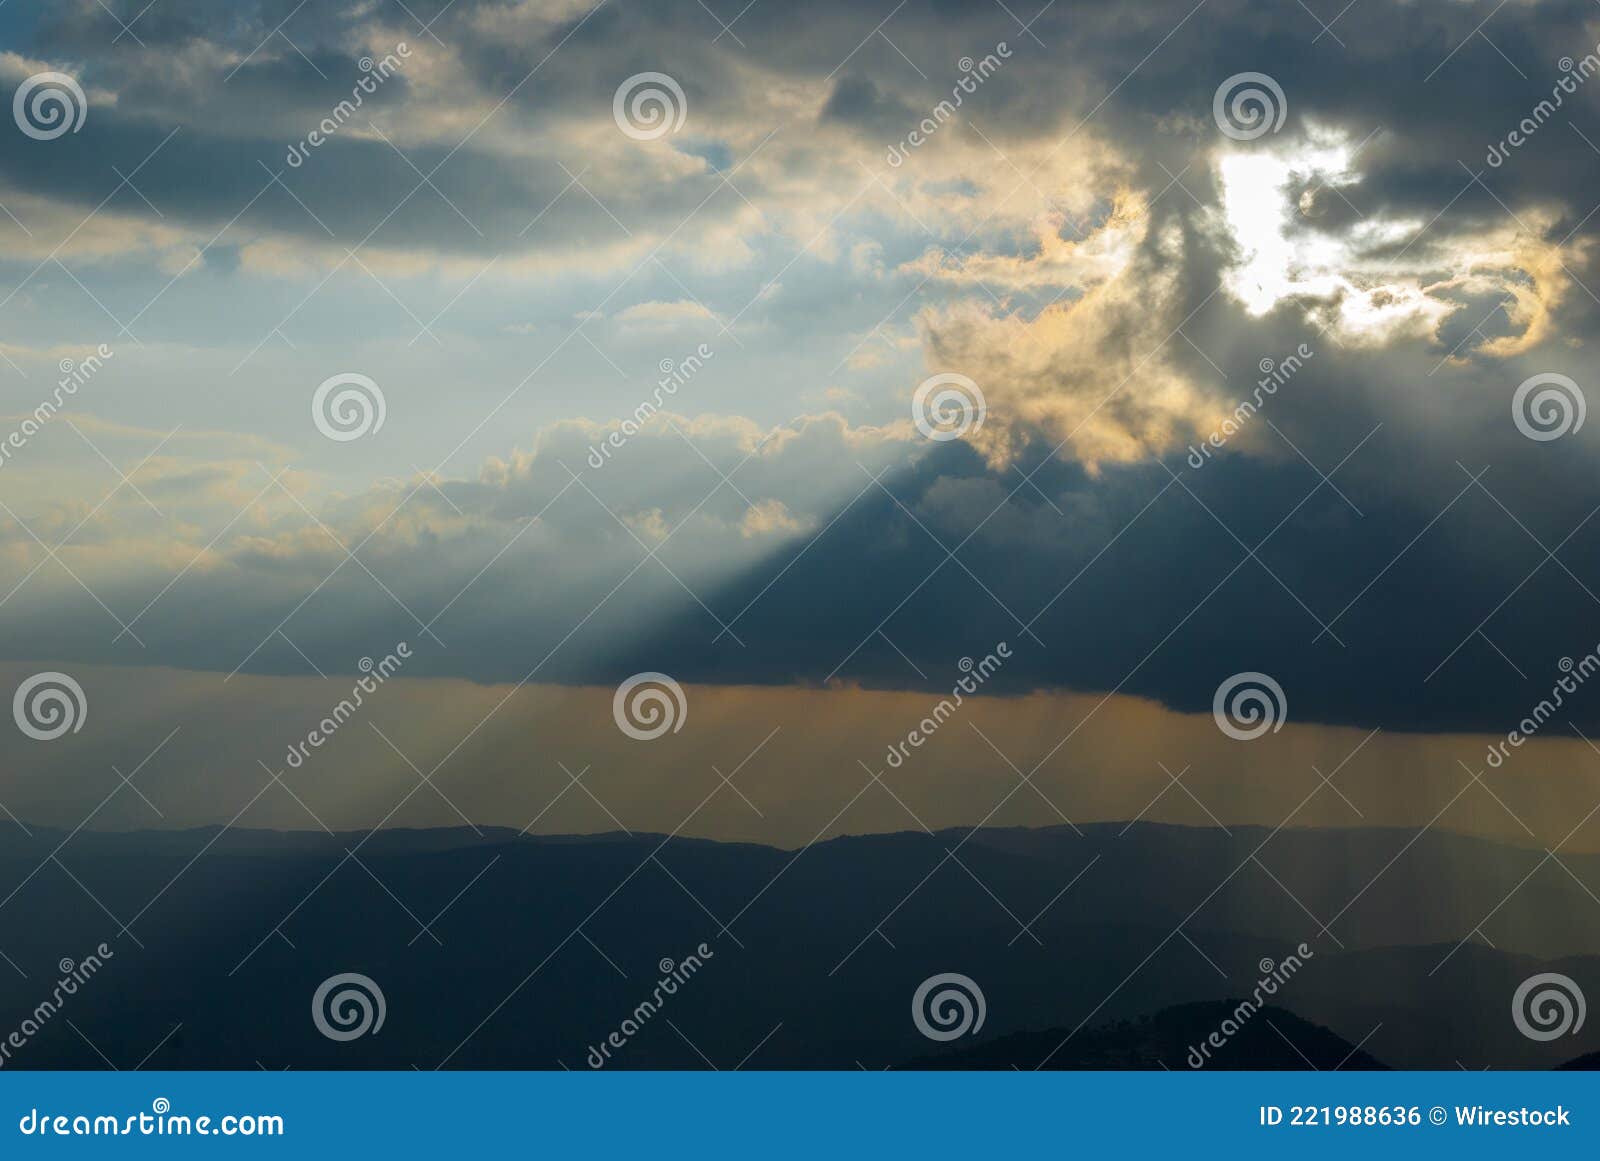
(0, 822, 1592, 1068)
(913, 1001, 1388, 1069)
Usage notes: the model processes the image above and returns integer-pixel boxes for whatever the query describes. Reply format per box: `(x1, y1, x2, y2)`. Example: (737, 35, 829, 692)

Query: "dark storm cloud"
(8, 0, 1600, 270)
(4, 0, 1600, 739)
(7, 362, 1600, 736)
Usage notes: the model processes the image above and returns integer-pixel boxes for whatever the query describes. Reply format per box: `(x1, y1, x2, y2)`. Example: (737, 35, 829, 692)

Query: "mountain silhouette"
(910, 1001, 1389, 1069)
(0, 823, 1590, 1068)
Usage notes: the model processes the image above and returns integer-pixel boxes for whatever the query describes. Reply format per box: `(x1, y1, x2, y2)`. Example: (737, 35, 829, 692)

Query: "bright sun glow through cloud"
(1216, 130, 1455, 343)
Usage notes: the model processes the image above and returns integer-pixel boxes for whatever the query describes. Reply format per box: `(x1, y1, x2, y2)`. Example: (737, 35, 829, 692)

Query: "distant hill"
(0, 823, 1590, 1068)
(911, 1001, 1389, 1069)
(9, 819, 1600, 954)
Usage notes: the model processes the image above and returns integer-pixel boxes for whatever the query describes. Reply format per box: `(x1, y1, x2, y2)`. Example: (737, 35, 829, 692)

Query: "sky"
(5, 0, 1600, 848)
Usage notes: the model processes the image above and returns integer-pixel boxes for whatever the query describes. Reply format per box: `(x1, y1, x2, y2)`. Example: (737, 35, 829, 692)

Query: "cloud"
(739, 497, 810, 538)
(613, 299, 722, 330)
(5, 0, 1600, 747)
(7, 659, 1600, 854)
(1212, 129, 1582, 357)
(916, 201, 1222, 471)
(0, 407, 925, 685)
